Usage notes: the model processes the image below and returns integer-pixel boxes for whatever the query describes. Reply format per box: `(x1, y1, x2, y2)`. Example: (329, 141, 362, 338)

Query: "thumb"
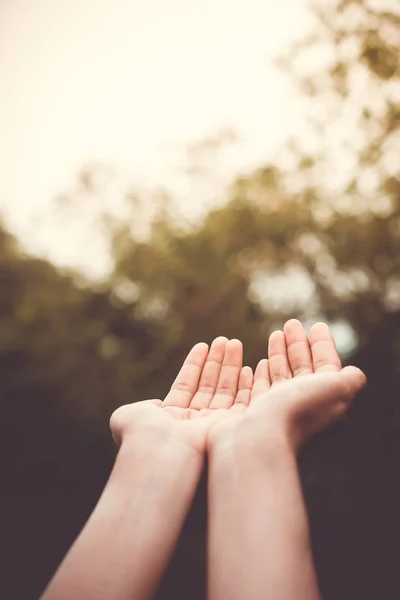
(340, 365, 367, 398)
(279, 367, 367, 450)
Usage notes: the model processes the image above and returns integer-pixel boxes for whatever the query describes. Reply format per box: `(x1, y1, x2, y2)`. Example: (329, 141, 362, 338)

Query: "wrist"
(208, 434, 296, 497)
(117, 429, 203, 476)
(208, 421, 294, 468)
(105, 431, 203, 529)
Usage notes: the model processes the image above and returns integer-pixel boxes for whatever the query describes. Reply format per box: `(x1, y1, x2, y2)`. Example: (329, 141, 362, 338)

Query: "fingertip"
(239, 365, 253, 388)
(211, 336, 229, 346)
(193, 341, 209, 351)
(224, 338, 243, 362)
(283, 318, 302, 332)
(183, 341, 209, 366)
(109, 403, 127, 424)
(228, 338, 243, 347)
(241, 365, 253, 376)
(234, 365, 253, 406)
(310, 321, 330, 335)
(342, 365, 367, 389)
(254, 358, 270, 383)
(109, 405, 127, 445)
(311, 321, 328, 328)
(268, 330, 285, 353)
(198, 341, 209, 347)
(270, 329, 284, 338)
(255, 357, 268, 370)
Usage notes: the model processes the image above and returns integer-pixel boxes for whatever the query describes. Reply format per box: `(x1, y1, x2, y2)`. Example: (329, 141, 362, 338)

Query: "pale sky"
(0, 0, 313, 275)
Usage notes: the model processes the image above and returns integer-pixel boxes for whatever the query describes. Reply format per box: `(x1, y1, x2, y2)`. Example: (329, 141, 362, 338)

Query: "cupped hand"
(109, 336, 249, 456)
(110, 320, 367, 459)
(208, 319, 367, 454)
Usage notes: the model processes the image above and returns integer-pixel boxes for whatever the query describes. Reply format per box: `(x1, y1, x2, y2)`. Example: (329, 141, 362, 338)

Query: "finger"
(233, 366, 254, 407)
(110, 398, 162, 430)
(283, 319, 313, 377)
(109, 399, 162, 445)
(163, 342, 209, 407)
(250, 359, 271, 404)
(267, 367, 366, 449)
(189, 337, 229, 409)
(310, 322, 342, 373)
(209, 339, 243, 409)
(268, 330, 292, 385)
(341, 365, 367, 392)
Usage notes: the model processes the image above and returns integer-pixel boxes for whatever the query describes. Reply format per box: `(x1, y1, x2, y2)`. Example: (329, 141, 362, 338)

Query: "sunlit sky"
(0, 0, 313, 275)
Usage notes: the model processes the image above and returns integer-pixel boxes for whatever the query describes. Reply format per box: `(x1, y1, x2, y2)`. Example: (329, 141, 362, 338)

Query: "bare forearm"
(42, 433, 203, 600)
(208, 438, 321, 600)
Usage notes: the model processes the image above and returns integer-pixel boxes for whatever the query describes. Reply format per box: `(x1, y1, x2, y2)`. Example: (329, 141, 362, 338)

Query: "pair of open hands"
(110, 319, 366, 459)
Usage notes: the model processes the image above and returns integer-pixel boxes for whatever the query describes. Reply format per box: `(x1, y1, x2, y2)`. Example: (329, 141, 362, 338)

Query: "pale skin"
(41, 320, 366, 600)
(206, 320, 366, 600)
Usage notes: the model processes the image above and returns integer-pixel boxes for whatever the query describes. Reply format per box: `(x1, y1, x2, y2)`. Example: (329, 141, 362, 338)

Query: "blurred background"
(0, 0, 399, 598)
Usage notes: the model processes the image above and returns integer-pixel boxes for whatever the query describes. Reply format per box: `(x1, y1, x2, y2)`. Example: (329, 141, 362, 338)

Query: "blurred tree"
(0, 220, 166, 490)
